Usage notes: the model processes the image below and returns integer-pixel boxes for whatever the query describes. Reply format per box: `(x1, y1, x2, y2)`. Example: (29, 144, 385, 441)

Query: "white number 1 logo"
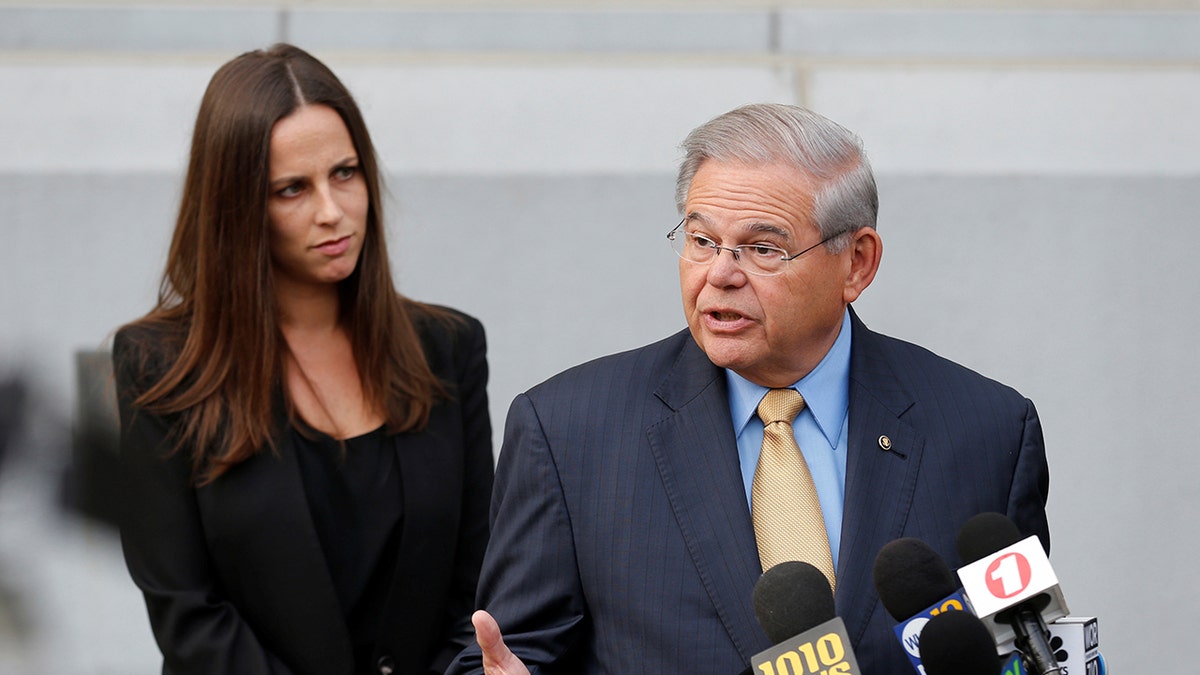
(985, 553, 1031, 599)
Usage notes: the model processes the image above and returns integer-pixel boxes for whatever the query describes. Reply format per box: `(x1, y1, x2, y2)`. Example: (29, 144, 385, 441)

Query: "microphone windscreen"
(919, 610, 1003, 675)
(752, 561, 835, 644)
(956, 512, 1022, 565)
(872, 538, 957, 621)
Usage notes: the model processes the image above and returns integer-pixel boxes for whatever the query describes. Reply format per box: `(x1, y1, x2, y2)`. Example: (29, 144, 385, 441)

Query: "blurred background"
(1, 0, 1197, 672)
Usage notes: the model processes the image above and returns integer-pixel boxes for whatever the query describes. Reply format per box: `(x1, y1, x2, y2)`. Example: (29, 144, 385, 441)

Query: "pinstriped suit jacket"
(448, 307, 1049, 674)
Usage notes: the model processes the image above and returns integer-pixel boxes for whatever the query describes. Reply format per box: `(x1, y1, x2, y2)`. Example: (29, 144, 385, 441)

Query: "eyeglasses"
(666, 219, 843, 277)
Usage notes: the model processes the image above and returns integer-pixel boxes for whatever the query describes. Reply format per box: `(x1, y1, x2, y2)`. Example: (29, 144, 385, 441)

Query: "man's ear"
(843, 227, 882, 304)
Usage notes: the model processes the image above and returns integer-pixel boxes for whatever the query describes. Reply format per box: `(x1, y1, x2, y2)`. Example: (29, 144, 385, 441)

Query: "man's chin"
(696, 336, 756, 371)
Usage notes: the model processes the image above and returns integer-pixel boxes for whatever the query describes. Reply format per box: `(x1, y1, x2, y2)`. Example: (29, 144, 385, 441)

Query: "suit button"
(376, 655, 395, 674)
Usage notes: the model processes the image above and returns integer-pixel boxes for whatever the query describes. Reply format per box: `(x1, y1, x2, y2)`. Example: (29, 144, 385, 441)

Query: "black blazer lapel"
(646, 335, 769, 661)
(196, 426, 352, 674)
(835, 310, 925, 646)
(373, 412, 461, 672)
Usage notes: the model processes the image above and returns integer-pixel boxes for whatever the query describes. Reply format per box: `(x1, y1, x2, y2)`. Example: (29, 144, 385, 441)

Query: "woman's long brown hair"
(122, 44, 449, 484)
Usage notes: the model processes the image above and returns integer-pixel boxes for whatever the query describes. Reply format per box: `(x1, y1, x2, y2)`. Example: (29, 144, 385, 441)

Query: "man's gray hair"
(675, 104, 878, 251)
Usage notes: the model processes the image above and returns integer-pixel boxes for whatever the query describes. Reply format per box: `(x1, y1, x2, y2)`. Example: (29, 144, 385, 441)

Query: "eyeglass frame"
(666, 218, 846, 277)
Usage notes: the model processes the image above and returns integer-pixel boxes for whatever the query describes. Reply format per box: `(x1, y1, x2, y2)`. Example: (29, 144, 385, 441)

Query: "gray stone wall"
(1, 3, 1196, 673)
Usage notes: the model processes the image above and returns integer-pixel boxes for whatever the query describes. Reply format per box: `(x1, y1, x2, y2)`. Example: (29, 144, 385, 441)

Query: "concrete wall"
(1, 2, 1197, 672)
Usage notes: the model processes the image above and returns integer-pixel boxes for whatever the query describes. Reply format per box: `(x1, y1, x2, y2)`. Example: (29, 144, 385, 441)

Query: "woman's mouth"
(314, 235, 351, 256)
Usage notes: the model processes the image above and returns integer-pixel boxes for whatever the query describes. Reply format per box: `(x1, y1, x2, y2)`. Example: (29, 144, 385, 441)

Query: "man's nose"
(706, 246, 748, 286)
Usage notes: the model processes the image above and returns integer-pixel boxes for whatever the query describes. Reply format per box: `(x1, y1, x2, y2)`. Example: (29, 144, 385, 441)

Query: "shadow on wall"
(0, 371, 32, 650)
(0, 351, 123, 531)
(0, 353, 153, 673)
(0, 375, 27, 484)
(58, 351, 121, 529)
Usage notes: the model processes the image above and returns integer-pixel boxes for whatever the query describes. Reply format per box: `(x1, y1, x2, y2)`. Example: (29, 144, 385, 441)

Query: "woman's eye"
(334, 166, 358, 180)
(276, 183, 303, 198)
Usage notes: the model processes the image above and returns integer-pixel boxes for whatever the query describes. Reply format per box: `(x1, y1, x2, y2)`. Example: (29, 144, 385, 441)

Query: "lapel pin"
(876, 435, 905, 458)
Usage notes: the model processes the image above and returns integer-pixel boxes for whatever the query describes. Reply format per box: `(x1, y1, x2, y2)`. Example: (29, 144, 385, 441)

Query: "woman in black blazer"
(113, 44, 493, 674)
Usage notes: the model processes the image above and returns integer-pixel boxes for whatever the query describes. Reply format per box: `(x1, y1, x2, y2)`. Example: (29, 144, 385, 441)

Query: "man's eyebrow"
(746, 222, 790, 239)
(686, 213, 790, 236)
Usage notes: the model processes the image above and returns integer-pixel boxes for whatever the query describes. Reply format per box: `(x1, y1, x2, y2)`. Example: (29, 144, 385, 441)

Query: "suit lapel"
(197, 421, 351, 673)
(835, 310, 926, 644)
(646, 334, 769, 660)
(374, 413, 456, 667)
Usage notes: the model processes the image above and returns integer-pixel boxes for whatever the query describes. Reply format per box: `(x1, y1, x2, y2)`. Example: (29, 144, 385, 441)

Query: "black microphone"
(919, 610, 1003, 675)
(872, 537, 972, 672)
(750, 561, 861, 675)
(753, 560, 836, 642)
(956, 513, 1065, 675)
(872, 537, 958, 622)
(956, 512, 1026, 565)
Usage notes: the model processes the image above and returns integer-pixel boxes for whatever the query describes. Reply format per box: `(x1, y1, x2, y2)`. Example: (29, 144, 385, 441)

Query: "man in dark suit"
(447, 103, 1049, 674)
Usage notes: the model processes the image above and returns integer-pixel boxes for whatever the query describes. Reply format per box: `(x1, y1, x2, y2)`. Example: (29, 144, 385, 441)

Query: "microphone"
(957, 513, 1027, 565)
(956, 513, 1067, 675)
(1046, 616, 1105, 675)
(873, 537, 958, 621)
(872, 537, 971, 673)
(918, 609, 1003, 675)
(754, 560, 836, 643)
(750, 561, 861, 675)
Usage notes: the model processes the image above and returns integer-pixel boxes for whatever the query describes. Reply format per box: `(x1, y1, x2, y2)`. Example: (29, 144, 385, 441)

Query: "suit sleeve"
(1006, 396, 1051, 552)
(445, 392, 588, 675)
(428, 315, 495, 673)
(113, 330, 296, 675)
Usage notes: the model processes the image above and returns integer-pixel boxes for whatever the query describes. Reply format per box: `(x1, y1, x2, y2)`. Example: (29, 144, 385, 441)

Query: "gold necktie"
(752, 388, 836, 591)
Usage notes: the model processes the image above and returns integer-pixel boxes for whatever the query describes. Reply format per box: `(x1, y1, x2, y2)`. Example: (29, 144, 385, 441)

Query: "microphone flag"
(750, 616, 861, 675)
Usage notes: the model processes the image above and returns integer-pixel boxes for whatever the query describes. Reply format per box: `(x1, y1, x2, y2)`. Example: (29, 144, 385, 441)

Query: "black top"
(293, 425, 403, 674)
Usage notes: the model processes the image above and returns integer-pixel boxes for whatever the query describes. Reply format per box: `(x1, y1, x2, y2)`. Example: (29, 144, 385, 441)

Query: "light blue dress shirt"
(727, 309, 852, 571)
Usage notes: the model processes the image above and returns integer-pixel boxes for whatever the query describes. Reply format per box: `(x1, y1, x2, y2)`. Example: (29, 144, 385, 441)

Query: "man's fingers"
(472, 610, 504, 652)
(473, 610, 530, 675)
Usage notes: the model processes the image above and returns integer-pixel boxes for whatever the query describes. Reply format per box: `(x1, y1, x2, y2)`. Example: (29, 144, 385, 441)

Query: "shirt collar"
(727, 308, 852, 448)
